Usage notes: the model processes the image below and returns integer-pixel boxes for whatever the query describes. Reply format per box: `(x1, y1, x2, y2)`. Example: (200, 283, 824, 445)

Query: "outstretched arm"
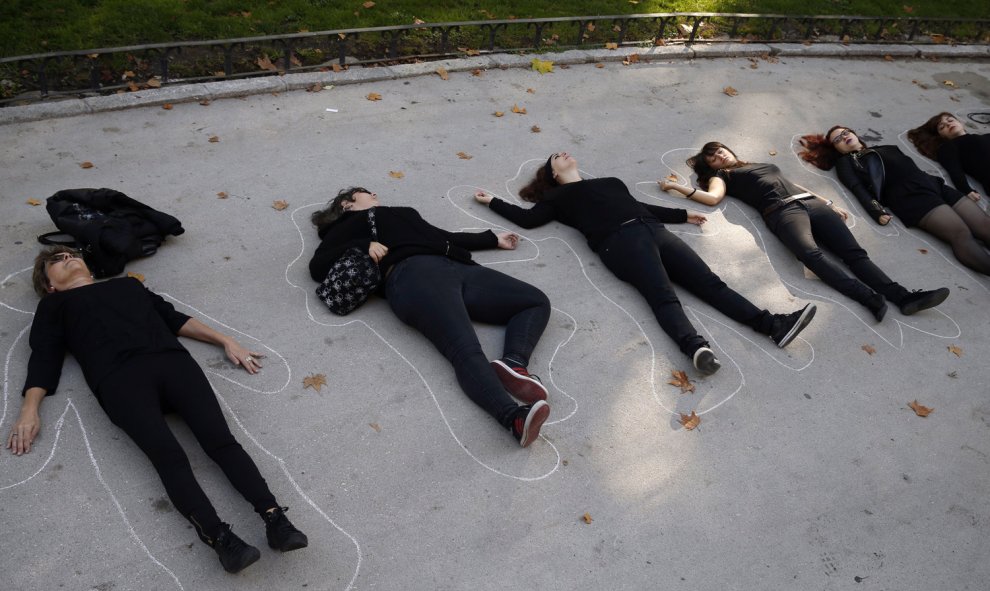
(476, 191, 556, 228)
(178, 318, 264, 374)
(7, 388, 45, 455)
(659, 175, 727, 207)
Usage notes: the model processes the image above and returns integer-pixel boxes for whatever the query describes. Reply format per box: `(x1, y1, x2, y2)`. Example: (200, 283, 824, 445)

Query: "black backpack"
(37, 188, 184, 278)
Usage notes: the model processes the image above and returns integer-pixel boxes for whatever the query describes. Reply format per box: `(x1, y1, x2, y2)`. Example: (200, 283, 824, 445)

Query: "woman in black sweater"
(8, 246, 308, 574)
(309, 188, 552, 448)
(475, 152, 816, 376)
(908, 112, 990, 200)
(660, 141, 949, 321)
(801, 125, 990, 275)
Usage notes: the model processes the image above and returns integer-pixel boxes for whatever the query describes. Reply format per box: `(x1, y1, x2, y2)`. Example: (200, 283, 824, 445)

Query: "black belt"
(618, 216, 658, 228)
(761, 193, 813, 217)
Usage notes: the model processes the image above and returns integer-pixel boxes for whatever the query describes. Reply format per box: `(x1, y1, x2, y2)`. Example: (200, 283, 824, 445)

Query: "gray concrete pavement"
(1, 46, 989, 591)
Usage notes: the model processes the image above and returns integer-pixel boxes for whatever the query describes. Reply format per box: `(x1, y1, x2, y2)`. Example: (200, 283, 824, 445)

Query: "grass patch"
(2, 0, 988, 57)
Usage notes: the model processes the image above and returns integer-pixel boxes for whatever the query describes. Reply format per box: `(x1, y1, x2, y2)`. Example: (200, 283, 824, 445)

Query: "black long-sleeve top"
(714, 163, 805, 212)
(487, 177, 688, 251)
(23, 277, 191, 397)
(936, 133, 990, 194)
(309, 205, 498, 283)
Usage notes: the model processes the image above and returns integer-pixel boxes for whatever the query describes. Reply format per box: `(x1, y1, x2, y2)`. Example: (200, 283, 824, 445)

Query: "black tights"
(917, 199, 990, 275)
(97, 351, 277, 542)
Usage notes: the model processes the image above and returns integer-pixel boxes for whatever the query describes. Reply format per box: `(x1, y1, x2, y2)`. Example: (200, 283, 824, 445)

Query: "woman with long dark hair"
(800, 125, 990, 275)
(475, 152, 817, 376)
(659, 141, 949, 321)
(908, 112, 989, 200)
(8, 246, 308, 574)
(309, 187, 552, 448)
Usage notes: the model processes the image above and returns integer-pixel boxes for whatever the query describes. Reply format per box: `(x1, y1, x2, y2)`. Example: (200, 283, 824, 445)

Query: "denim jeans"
(597, 221, 771, 357)
(385, 255, 551, 426)
(766, 199, 907, 304)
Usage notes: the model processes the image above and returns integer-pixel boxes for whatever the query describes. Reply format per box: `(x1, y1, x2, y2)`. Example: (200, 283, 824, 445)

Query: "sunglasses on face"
(830, 129, 853, 144)
(46, 252, 81, 265)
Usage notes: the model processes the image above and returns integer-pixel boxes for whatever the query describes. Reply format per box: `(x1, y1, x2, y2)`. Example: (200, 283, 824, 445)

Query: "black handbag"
(315, 209, 381, 315)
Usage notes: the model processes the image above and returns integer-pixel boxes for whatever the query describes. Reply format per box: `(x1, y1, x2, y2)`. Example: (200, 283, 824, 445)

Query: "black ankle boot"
(210, 523, 261, 573)
(263, 506, 309, 552)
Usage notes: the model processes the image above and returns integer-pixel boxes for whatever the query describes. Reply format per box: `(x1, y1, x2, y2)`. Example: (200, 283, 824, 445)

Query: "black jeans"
(385, 255, 551, 427)
(765, 199, 908, 305)
(97, 351, 277, 541)
(597, 220, 772, 357)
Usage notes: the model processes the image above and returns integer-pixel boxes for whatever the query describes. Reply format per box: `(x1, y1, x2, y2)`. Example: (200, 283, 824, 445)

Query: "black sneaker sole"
(774, 304, 817, 348)
(900, 288, 950, 315)
(220, 545, 261, 574)
(519, 400, 550, 448)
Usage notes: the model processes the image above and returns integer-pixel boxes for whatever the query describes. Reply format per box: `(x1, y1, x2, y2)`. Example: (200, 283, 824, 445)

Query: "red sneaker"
(512, 401, 550, 448)
(491, 359, 548, 404)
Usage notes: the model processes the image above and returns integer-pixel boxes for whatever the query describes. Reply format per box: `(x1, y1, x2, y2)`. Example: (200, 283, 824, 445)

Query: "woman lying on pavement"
(474, 151, 816, 377)
(7, 246, 308, 574)
(908, 111, 990, 201)
(659, 141, 949, 322)
(309, 187, 552, 448)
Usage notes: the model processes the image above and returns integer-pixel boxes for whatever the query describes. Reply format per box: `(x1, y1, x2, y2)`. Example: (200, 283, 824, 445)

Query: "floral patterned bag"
(315, 209, 381, 315)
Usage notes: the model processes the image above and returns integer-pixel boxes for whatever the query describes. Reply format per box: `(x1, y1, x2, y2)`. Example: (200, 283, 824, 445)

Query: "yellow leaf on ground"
(668, 370, 695, 394)
(472, 69, 483, 76)
(582, 512, 593, 524)
(26, 198, 42, 206)
(303, 373, 327, 392)
(366, 92, 382, 101)
(80, 161, 94, 169)
(943, 80, 956, 88)
(884, 54, 895, 61)
(908, 400, 933, 417)
(436, 67, 449, 80)
(217, 192, 228, 199)
(526, 88, 535, 94)
(679, 411, 701, 430)
(389, 171, 404, 179)
(948, 344, 962, 357)
(162, 103, 173, 110)
(272, 200, 289, 211)
(862, 344, 876, 356)
(511, 104, 527, 114)
(531, 58, 554, 74)
(457, 151, 472, 160)
(493, 111, 505, 117)
(622, 54, 640, 65)
(723, 86, 739, 97)
(605, 42, 618, 50)
(127, 272, 145, 282)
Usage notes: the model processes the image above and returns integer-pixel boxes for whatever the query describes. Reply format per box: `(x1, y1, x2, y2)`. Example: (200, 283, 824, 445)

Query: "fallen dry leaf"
(862, 344, 876, 356)
(531, 58, 554, 74)
(146, 78, 162, 88)
(436, 67, 449, 80)
(199, 99, 211, 106)
(679, 411, 701, 430)
(272, 200, 289, 211)
(884, 54, 894, 62)
(723, 86, 739, 97)
(471, 69, 483, 76)
(582, 512, 593, 524)
(531, 125, 541, 133)
(595, 63, 605, 68)
(918, 248, 928, 254)
(208, 136, 220, 143)
(306, 83, 323, 92)
(456, 151, 472, 160)
(908, 400, 933, 417)
(366, 92, 382, 101)
(26, 198, 42, 206)
(369, 422, 382, 432)
(126, 272, 145, 282)
(586, 23, 596, 32)
(903, 5, 914, 13)
(389, 171, 404, 179)
(526, 88, 535, 94)
(948, 344, 962, 357)
(332, 63, 345, 73)
(841, 34, 851, 44)
(257, 55, 277, 72)
(122, 70, 135, 80)
(413, 18, 425, 25)
(216, 192, 228, 199)
(362, 1, 375, 8)
(127, 81, 140, 92)
(290, 54, 302, 67)
(511, 104, 527, 115)
(303, 373, 327, 392)
(162, 103, 173, 110)
(943, 80, 956, 88)
(668, 370, 695, 394)
(80, 161, 94, 169)
(930, 33, 946, 44)
(493, 111, 505, 117)
(622, 54, 640, 65)
(605, 42, 619, 50)
(655, 37, 666, 46)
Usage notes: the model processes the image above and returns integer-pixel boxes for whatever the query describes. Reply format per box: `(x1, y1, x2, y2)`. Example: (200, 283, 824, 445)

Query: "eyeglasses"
(46, 252, 81, 265)
(830, 129, 853, 144)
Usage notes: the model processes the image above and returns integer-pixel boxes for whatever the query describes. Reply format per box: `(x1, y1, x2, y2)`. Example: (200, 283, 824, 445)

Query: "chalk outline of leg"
(0, 272, 362, 591)
(285, 204, 562, 482)
(654, 146, 962, 351)
(445, 159, 813, 420)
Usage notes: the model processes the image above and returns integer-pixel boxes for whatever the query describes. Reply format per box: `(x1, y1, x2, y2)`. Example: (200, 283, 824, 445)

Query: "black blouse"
(24, 278, 191, 397)
(936, 133, 990, 194)
(715, 163, 805, 212)
(487, 177, 688, 251)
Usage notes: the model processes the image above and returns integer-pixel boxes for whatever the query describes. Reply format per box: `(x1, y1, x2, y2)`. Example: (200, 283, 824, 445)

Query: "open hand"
(686, 213, 707, 226)
(7, 412, 40, 456)
(226, 341, 264, 374)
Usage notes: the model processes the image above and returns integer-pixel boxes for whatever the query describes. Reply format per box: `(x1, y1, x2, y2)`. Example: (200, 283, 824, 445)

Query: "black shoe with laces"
(898, 287, 950, 315)
(769, 304, 817, 348)
(866, 293, 888, 322)
(263, 506, 309, 552)
(692, 346, 721, 375)
(511, 400, 550, 448)
(211, 523, 261, 573)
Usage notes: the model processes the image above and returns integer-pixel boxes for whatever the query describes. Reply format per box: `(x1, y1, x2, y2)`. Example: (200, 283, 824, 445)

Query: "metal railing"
(1, 12, 987, 106)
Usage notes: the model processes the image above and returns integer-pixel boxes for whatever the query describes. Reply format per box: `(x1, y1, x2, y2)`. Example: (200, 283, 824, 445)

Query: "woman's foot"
(692, 347, 721, 375)
(211, 523, 261, 573)
(769, 304, 817, 348)
(491, 359, 548, 404)
(866, 293, 888, 322)
(898, 288, 950, 315)
(263, 506, 309, 552)
(511, 400, 550, 448)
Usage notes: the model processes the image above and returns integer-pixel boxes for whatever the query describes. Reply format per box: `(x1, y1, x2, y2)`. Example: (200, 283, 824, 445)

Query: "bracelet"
(686, 188, 697, 199)
(826, 199, 833, 206)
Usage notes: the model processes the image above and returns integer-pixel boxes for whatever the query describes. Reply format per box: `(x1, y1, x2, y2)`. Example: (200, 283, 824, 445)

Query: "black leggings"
(385, 255, 550, 427)
(917, 199, 990, 275)
(97, 351, 277, 541)
(766, 199, 909, 305)
(597, 220, 773, 357)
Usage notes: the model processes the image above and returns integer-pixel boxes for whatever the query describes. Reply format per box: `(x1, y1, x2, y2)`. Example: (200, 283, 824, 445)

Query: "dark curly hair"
(311, 186, 372, 230)
(907, 112, 955, 160)
(686, 142, 746, 190)
(518, 155, 559, 203)
(798, 125, 861, 171)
